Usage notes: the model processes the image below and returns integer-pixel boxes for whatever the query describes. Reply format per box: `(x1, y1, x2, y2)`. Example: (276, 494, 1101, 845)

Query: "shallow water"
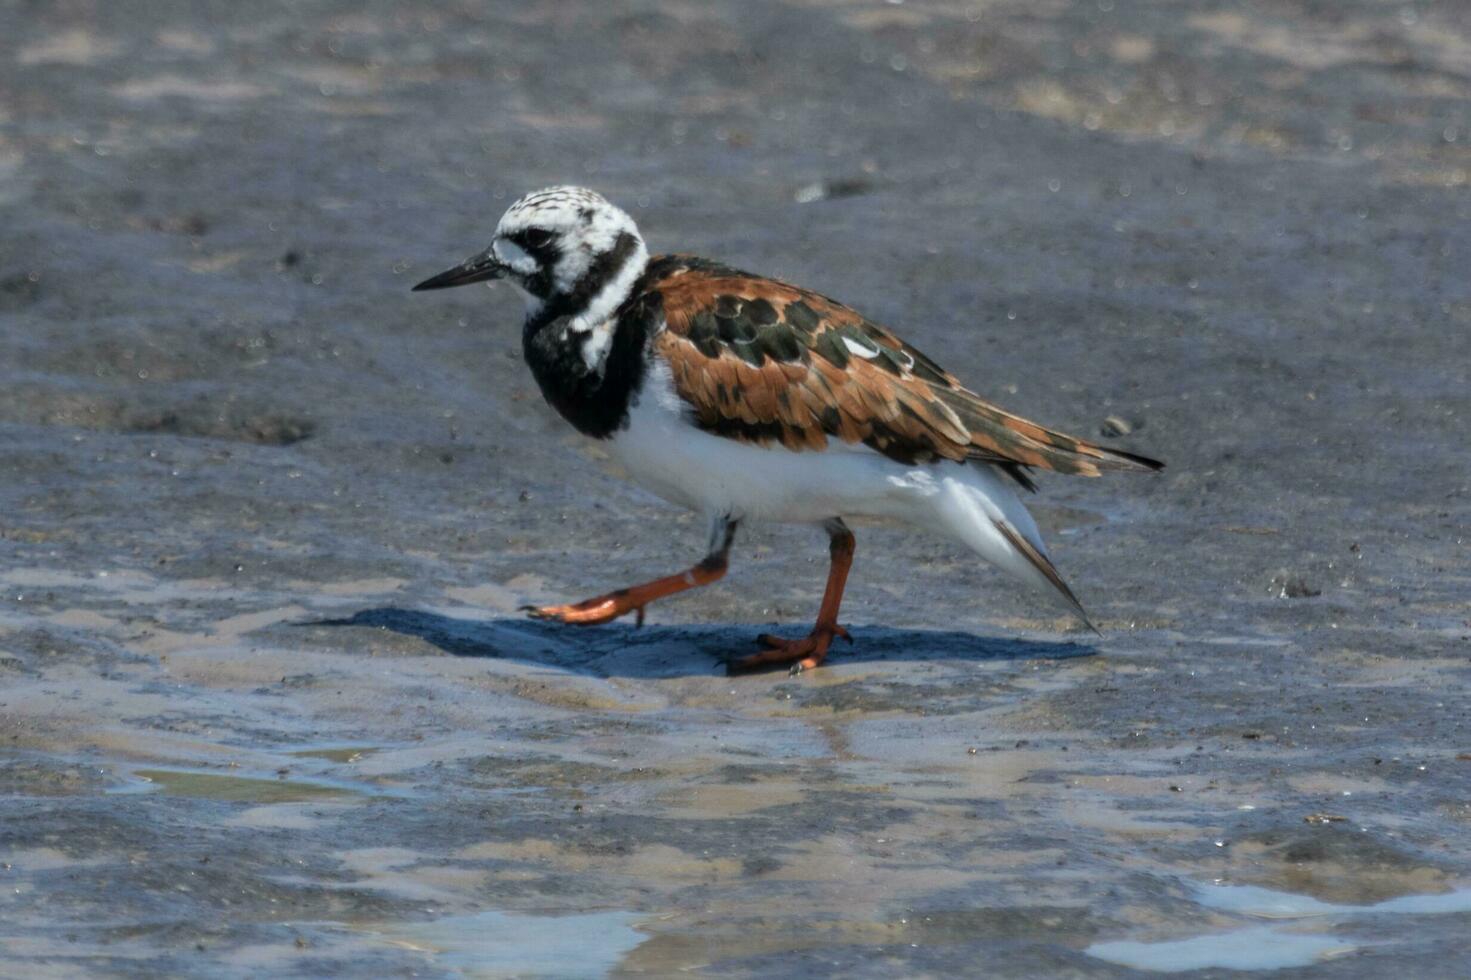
(2, 0, 1469, 976)
(1193, 882, 1471, 919)
(1087, 882, 1471, 972)
(354, 910, 647, 979)
(1088, 925, 1356, 973)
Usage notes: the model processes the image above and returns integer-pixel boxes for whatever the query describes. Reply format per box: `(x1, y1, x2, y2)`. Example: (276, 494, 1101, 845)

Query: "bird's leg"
(729, 520, 854, 675)
(526, 517, 738, 627)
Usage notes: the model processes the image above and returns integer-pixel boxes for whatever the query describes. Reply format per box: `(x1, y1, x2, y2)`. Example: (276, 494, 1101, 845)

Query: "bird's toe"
(727, 624, 847, 675)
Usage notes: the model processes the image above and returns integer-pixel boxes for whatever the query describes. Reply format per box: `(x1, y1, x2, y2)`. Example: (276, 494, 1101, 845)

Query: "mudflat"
(1, 1, 1468, 976)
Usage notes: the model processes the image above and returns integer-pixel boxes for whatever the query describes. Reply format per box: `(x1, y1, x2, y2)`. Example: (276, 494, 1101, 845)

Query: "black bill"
(412, 249, 505, 291)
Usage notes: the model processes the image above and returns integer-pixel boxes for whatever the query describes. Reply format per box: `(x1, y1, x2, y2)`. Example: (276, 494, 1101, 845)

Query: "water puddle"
(120, 768, 365, 804)
(1088, 925, 1354, 972)
(1086, 881, 1471, 972)
(289, 745, 382, 764)
(360, 908, 646, 978)
(1193, 881, 1471, 918)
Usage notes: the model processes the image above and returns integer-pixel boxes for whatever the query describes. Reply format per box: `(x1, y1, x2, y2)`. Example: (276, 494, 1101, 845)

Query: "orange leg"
(729, 521, 855, 675)
(526, 520, 737, 626)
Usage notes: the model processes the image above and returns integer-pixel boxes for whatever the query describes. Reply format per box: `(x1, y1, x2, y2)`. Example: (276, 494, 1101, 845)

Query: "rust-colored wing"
(639, 255, 1162, 479)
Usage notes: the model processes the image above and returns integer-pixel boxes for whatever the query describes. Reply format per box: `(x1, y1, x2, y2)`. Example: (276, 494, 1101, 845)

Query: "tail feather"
(1086, 443, 1165, 473)
(941, 388, 1165, 477)
(991, 518, 1097, 632)
(931, 465, 1097, 630)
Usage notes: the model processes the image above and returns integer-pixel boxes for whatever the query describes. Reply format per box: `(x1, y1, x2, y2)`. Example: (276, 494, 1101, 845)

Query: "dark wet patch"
(703, 763, 789, 784)
(505, 716, 668, 741)
(0, 759, 110, 797)
(124, 407, 315, 445)
(460, 755, 667, 789)
(793, 176, 876, 203)
(2, 624, 147, 674)
(1226, 825, 1458, 905)
(1271, 574, 1322, 599)
(0, 270, 42, 308)
(146, 211, 210, 236)
(2, 389, 315, 445)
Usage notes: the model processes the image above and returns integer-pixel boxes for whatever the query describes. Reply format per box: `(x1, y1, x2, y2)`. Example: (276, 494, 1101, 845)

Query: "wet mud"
(1, 1, 1469, 976)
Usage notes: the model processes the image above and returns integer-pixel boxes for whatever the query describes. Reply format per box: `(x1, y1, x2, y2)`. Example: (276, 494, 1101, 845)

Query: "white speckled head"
(414, 186, 650, 370)
(491, 186, 646, 304)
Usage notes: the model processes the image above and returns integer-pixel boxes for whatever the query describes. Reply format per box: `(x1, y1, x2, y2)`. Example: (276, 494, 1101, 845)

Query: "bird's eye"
(521, 228, 554, 249)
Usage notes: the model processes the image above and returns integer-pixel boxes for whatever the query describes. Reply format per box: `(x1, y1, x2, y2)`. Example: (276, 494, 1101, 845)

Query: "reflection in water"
(1087, 881, 1471, 972)
(362, 909, 646, 979)
(126, 768, 358, 803)
(1193, 881, 1471, 918)
(289, 745, 383, 764)
(114, 767, 407, 803)
(1088, 925, 1353, 972)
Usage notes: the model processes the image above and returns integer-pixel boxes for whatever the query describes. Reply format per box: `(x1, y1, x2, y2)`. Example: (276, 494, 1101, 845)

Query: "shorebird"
(414, 186, 1161, 673)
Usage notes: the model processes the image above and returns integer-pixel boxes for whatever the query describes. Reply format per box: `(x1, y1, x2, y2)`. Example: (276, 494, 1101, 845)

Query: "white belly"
(608, 363, 906, 522)
(611, 414, 921, 524)
(603, 361, 1073, 608)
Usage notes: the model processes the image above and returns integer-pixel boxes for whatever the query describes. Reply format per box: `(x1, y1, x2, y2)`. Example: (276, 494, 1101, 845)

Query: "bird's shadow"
(304, 607, 1095, 679)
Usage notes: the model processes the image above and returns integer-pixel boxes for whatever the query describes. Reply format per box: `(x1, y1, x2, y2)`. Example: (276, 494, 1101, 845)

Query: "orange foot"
(523, 590, 646, 627)
(524, 555, 730, 629)
(727, 624, 851, 675)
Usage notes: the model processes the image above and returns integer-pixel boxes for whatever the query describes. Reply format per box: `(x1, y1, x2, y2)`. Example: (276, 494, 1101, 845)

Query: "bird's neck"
(519, 246, 658, 441)
(523, 233, 648, 370)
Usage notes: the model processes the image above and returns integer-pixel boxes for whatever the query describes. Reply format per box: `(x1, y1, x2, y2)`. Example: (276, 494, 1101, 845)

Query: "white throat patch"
(570, 238, 649, 372)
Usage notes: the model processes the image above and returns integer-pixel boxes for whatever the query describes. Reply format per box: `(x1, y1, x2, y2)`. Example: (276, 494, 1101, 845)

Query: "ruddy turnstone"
(414, 186, 1162, 673)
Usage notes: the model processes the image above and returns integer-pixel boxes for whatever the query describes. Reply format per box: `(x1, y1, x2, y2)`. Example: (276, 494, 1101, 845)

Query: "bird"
(413, 186, 1162, 673)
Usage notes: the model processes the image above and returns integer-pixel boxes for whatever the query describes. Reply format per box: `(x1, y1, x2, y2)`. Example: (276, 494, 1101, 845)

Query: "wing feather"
(640, 255, 1163, 477)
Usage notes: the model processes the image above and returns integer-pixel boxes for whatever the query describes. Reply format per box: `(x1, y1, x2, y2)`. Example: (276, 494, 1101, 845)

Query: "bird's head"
(413, 186, 647, 322)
